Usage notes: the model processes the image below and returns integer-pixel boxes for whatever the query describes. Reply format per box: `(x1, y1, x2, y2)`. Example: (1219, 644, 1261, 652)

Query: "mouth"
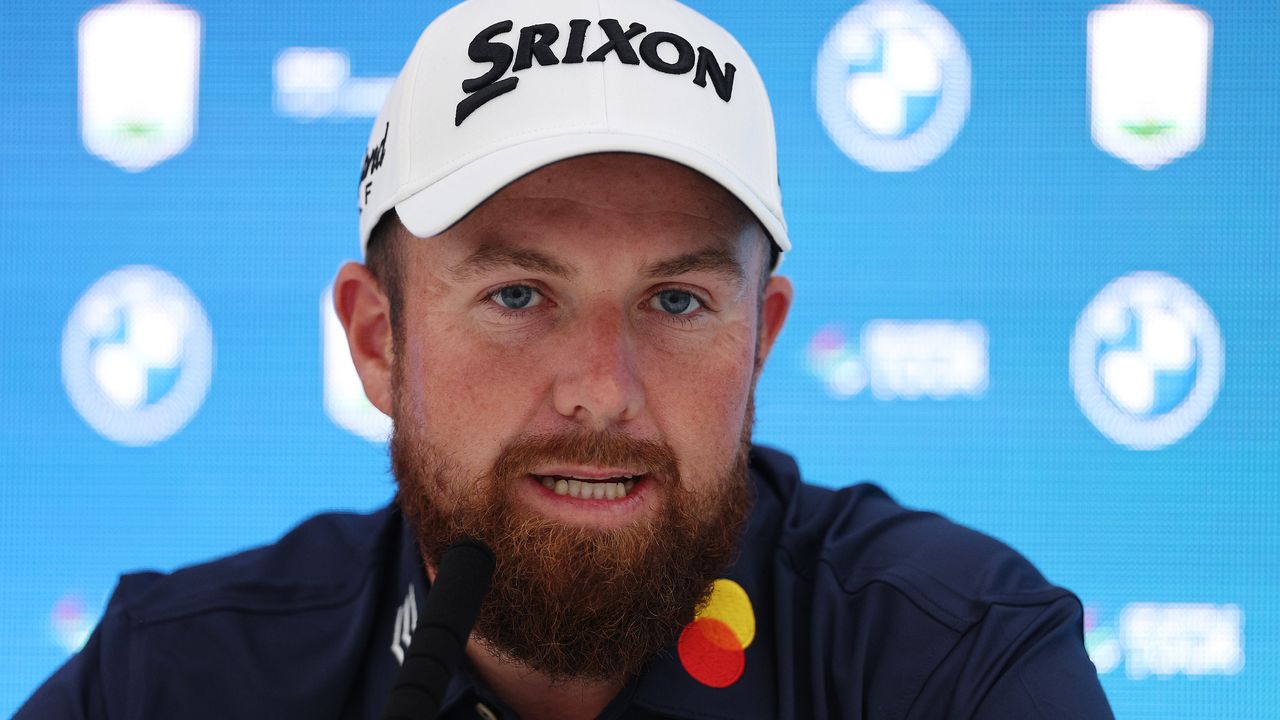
(531, 473, 643, 501)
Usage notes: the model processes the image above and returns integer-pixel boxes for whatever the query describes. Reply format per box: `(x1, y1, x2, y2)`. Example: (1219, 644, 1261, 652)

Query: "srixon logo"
(456, 18, 737, 126)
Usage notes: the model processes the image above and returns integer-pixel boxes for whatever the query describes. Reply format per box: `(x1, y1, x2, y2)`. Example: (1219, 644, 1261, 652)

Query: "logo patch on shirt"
(678, 578, 755, 687)
(390, 584, 418, 665)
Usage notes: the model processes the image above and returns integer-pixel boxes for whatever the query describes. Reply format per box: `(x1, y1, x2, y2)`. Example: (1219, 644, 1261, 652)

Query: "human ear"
(333, 262, 394, 416)
(755, 274, 793, 372)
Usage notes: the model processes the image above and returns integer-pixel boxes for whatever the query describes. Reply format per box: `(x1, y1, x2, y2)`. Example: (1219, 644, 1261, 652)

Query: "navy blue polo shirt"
(18, 446, 1113, 718)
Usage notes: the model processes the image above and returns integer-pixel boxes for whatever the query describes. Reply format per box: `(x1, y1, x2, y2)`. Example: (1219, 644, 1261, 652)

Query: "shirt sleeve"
(969, 596, 1115, 720)
(14, 625, 112, 719)
(14, 580, 140, 720)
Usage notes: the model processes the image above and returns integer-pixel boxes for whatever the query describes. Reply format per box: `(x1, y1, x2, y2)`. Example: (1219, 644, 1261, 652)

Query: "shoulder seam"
(129, 570, 378, 627)
(126, 511, 395, 627)
(778, 544, 1073, 633)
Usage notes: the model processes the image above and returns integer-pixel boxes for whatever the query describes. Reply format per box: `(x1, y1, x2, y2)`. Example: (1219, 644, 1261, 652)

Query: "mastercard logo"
(678, 578, 755, 688)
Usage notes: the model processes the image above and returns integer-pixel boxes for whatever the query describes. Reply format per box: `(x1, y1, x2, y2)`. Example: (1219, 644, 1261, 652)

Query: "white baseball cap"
(356, 0, 789, 260)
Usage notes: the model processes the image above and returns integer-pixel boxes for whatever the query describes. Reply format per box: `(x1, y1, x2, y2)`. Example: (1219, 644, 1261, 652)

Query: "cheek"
(640, 323, 757, 466)
(401, 317, 552, 443)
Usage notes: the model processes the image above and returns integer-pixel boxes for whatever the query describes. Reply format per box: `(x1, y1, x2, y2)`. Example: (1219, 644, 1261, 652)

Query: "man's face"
(337, 152, 792, 679)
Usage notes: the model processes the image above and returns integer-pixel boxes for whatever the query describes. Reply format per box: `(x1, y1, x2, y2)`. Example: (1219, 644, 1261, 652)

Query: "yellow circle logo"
(677, 578, 755, 687)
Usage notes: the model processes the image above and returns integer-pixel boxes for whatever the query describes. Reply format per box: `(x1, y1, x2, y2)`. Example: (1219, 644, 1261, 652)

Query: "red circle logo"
(677, 579, 755, 687)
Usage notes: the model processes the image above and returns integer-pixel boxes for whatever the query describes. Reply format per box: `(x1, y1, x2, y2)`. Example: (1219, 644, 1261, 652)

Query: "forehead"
(440, 153, 761, 255)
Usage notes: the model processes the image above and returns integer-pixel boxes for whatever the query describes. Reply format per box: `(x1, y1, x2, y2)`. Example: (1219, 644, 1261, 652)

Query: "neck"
(465, 637, 624, 720)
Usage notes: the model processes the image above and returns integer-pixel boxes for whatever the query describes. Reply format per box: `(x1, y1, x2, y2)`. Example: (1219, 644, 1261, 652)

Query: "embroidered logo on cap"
(456, 18, 737, 126)
(357, 121, 390, 213)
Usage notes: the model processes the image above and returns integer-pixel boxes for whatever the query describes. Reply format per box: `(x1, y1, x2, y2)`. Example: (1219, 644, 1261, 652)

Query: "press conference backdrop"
(2, 0, 1277, 715)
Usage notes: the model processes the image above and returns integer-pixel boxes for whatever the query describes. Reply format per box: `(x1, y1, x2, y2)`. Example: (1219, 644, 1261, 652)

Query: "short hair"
(365, 210, 407, 341)
(364, 209, 777, 342)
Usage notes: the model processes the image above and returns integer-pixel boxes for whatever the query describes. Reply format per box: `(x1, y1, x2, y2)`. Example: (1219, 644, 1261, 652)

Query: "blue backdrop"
(2, 0, 1277, 716)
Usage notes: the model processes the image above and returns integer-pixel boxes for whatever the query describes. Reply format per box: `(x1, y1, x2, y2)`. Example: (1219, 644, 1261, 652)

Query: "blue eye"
(492, 285, 539, 310)
(655, 290, 700, 315)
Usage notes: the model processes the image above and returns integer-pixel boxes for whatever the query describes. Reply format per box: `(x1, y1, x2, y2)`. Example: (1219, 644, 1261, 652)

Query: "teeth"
(536, 475, 640, 500)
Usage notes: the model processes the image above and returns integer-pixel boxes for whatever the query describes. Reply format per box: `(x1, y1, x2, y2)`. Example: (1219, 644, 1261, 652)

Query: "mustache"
(490, 429, 680, 485)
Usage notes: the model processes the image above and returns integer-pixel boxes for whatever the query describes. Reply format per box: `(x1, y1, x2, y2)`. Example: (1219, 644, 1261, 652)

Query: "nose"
(551, 304, 644, 428)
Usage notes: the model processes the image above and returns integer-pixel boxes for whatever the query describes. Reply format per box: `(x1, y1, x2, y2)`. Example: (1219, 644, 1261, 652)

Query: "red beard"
(393, 423, 752, 681)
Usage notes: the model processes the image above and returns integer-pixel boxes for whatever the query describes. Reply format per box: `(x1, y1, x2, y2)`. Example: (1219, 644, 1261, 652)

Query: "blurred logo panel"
(50, 594, 95, 653)
(807, 321, 988, 400)
(1086, 603, 1244, 678)
(1070, 272, 1223, 450)
(78, 2, 202, 172)
(1088, 1, 1212, 170)
(321, 285, 391, 442)
(815, 0, 970, 172)
(1083, 606, 1123, 675)
(61, 266, 213, 446)
(274, 47, 395, 121)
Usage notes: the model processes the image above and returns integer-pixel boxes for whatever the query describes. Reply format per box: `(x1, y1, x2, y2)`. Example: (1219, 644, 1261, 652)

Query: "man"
(20, 0, 1114, 717)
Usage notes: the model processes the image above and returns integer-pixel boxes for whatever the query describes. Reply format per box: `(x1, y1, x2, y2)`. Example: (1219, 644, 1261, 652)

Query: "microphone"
(381, 538, 496, 720)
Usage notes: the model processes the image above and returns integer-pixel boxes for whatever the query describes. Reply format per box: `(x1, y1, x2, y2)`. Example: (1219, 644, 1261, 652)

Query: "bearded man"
(20, 0, 1113, 718)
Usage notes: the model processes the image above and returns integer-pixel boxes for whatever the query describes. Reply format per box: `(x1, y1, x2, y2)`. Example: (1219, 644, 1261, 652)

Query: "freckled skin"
(339, 154, 792, 509)
(333, 153, 792, 720)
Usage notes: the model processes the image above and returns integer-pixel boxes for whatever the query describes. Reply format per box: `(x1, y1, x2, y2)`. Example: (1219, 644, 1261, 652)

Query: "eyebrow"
(643, 248, 745, 289)
(448, 243, 577, 281)
(447, 242, 745, 288)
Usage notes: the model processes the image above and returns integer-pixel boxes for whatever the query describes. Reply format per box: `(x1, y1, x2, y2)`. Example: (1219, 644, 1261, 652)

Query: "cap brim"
(391, 132, 790, 255)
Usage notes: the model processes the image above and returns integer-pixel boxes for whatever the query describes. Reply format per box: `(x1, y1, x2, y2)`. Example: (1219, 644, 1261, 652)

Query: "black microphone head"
(440, 537, 496, 578)
(380, 537, 496, 720)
